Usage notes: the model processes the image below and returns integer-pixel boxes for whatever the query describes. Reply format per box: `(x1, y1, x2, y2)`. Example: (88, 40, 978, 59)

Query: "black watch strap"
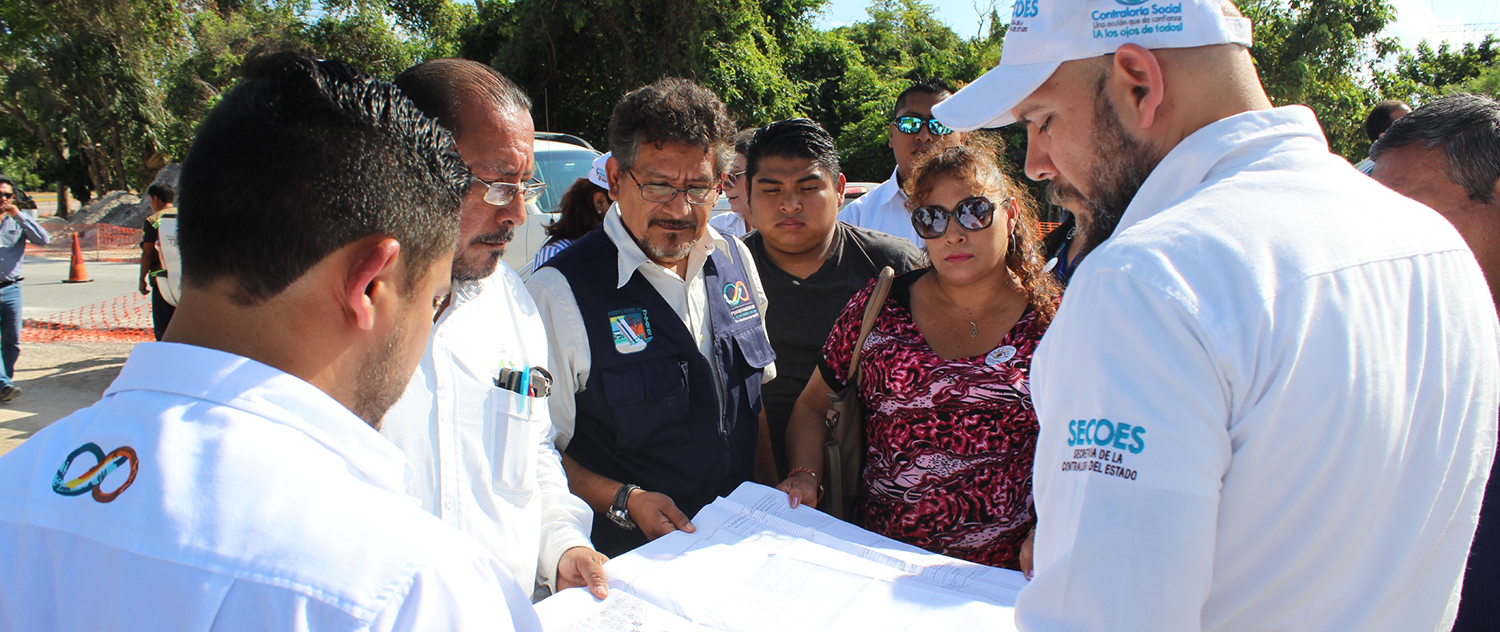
(609, 483, 641, 531)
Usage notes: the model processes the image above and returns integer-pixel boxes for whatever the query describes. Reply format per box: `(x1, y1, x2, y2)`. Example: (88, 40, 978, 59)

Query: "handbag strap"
(845, 267, 896, 387)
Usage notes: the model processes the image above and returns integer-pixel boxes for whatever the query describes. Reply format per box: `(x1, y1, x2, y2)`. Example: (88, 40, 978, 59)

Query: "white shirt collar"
(1112, 105, 1326, 238)
(874, 167, 907, 207)
(105, 342, 411, 495)
(602, 203, 734, 289)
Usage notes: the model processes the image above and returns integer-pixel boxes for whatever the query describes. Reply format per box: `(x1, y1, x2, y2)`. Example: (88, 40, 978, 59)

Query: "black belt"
(0, 277, 22, 289)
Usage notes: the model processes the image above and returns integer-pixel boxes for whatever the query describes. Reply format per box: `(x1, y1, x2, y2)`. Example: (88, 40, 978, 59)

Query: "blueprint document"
(535, 483, 1024, 632)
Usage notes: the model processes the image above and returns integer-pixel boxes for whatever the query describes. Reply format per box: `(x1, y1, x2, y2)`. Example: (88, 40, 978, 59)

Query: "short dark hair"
(544, 177, 607, 243)
(745, 118, 840, 183)
(1371, 93, 1500, 205)
(176, 51, 469, 305)
(1366, 99, 1411, 142)
(393, 59, 531, 137)
(893, 79, 954, 118)
(146, 183, 174, 205)
(608, 78, 737, 175)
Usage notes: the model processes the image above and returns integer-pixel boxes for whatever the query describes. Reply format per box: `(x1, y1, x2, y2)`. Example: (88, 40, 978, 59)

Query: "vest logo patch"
(609, 308, 653, 354)
(52, 442, 139, 503)
(723, 281, 760, 324)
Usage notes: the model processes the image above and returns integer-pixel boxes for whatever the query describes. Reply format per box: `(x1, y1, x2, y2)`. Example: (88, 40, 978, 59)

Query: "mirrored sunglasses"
(893, 115, 955, 136)
(910, 196, 1004, 240)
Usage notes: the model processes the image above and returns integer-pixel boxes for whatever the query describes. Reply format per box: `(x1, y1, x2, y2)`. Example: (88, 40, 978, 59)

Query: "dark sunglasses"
(0, 192, 12, 200)
(893, 115, 955, 136)
(910, 196, 1006, 240)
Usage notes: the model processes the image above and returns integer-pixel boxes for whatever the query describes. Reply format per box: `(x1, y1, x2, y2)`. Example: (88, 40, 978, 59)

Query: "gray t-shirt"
(745, 222, 922, 475)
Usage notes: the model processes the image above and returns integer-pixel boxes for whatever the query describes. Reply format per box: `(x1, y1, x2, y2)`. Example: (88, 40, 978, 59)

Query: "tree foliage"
(0, 0, 1492, 197)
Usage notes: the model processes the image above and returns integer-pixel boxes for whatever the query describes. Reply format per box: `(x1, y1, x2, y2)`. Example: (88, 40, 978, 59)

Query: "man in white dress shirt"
(0, 53, 540, 631)
(381, 58, 608, 600)
(838, 78, 966, 248)
(528, 78, 777, 557)
(934, 1, 1500, 631)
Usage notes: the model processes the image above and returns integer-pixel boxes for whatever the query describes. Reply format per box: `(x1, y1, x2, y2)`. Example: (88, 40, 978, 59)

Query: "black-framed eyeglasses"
(893, 115, 955, 136)
(472, 176, 546, 206)
(722, 170, 748, 188)
(626, 169, 719, 206)
(911, 196, 1006, 240)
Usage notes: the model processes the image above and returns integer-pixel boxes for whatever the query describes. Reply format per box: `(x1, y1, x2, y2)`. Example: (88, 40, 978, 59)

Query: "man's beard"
(352, 305, 412, 429)
(452, 226, 515, 282)
(1077, 80, 1164, 258)
(639, 216, 699, 263)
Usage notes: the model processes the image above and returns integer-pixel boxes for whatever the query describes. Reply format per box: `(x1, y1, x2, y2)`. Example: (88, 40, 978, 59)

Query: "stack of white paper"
(535, 482, 1024, 632)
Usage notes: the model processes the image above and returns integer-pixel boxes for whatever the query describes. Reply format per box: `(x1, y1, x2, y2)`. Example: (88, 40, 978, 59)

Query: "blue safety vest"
(543, 230, 775, 555)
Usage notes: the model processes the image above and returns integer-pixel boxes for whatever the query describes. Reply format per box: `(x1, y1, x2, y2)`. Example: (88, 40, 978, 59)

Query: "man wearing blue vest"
(528, 78, 776, 557)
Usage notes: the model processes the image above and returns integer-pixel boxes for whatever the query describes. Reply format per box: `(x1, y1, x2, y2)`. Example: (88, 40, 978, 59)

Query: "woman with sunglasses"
(776, 144, 1061, 572)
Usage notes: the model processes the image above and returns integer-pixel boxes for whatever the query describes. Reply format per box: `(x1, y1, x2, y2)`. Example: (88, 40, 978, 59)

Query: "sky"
(816, 0, 1500, 48)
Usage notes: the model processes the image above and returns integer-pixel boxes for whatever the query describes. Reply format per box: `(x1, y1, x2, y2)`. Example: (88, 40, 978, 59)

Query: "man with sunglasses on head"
(528, 78, 777, 557)
(0, 176, 47, 403)
(839, 79, 966, 248)
(379, 59, 607, 602)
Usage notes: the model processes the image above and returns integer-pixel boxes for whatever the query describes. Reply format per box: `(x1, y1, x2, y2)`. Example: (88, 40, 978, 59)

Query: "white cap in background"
(589, 153, 611, 189)
(933, 0, 1253, 131)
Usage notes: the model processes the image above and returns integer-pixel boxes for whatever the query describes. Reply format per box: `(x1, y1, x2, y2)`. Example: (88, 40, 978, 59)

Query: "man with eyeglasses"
(528, 78, 777, 557)
(380, 58, 608, 601)
(0, 176, 48, 403)
(838, 79, 966, 248)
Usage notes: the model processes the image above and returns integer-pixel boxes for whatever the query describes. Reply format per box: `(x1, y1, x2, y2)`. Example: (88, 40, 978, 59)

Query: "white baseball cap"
(589, 152, 611, 189)
(933, 0, 1253, 131)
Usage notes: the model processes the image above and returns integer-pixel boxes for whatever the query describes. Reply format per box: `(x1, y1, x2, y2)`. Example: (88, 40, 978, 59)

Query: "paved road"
(19, 256, 141, 318)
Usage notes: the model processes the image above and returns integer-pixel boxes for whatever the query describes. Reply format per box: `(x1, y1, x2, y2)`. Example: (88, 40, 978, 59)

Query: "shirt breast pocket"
(483, 386, 540, 500)
(601, 358, 692, 452)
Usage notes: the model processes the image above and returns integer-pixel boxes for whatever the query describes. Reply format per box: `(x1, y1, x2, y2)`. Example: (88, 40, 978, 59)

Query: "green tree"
(1237, 0, 1398, 161)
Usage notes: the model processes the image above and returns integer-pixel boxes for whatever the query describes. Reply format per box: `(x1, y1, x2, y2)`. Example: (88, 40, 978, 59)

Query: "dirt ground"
(0, 341, 135, 457)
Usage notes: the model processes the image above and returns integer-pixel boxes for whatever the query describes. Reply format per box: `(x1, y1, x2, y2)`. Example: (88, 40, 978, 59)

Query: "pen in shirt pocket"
(495, 365, 552, 399)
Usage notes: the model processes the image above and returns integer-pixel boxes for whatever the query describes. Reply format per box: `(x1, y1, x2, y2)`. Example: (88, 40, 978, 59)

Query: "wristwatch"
(609, 483, 641, 530)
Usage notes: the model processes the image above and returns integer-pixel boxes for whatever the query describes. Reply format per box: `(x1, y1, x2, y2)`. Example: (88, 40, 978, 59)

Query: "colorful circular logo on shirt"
(52, 442, 138, 503)
(723, 281, 751, 307)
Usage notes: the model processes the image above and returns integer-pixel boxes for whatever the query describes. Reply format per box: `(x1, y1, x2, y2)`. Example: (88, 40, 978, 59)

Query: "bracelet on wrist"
(788, 467, 818, 480)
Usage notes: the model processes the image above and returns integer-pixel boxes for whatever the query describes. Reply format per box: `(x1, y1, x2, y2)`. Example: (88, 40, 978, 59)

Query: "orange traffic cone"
(62, 233, 92, 284)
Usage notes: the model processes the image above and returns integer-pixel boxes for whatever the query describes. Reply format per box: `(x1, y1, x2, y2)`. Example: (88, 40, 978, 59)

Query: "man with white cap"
(934, 2, 1499, 630)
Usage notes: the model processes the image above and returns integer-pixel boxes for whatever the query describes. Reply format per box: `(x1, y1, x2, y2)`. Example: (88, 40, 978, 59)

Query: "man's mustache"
(471, 226, 514, 246)
(649, 217, 698, 231)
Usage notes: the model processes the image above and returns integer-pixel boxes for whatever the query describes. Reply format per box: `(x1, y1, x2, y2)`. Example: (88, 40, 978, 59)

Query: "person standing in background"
(0, 175, 48, 403)
(1355, 99, 1410, 174)
(532, 153, 612, 271)
(709, 129, 759, 239)
(139, 183, 177, 340)
(739, 118, 920, 476)
(1370, 92, 1500, 632)
(839, 79, 966, 248)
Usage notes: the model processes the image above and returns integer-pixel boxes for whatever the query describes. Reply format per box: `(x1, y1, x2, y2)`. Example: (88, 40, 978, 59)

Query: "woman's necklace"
(934, 281, 996, 338)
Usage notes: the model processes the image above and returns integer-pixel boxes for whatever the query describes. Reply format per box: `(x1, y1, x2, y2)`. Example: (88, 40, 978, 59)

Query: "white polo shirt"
(837, 168, 923, 248)
(382, 265, 594, 594)
(0, 342, 541, 631)
(526, 205, 774, 447)
(1017, 106, 1500, 632)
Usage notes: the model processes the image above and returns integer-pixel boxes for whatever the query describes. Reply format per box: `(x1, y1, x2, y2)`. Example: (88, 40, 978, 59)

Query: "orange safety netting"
(27, 224, 143, 263)
(22, 292, 154, 343)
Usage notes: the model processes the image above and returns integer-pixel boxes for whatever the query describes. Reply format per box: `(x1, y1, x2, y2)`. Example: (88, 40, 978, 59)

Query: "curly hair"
(903, 143, 1062, 327)
(608, 77, 737, 175)
(544, 177, 607, 243)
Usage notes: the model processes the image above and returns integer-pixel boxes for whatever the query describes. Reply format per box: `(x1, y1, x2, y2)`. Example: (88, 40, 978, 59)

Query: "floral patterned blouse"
(819, 269, 1047, 569)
